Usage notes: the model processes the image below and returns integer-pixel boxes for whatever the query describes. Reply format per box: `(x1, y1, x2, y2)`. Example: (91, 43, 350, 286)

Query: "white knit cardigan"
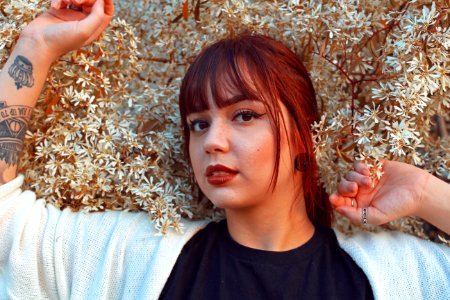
(1, 175, 449, 299)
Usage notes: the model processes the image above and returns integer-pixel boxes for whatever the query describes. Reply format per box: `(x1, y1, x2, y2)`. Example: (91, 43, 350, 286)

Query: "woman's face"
(187, 90, 301, 212)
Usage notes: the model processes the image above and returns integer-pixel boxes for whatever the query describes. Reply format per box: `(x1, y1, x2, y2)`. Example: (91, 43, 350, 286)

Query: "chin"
(206, 192, 259, 210)
(205, 193, 239, 209)
(198, 177, 270, 210)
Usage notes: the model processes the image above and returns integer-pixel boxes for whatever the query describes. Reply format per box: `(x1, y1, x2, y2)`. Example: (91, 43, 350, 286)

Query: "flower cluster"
(1, 0, 448, 244)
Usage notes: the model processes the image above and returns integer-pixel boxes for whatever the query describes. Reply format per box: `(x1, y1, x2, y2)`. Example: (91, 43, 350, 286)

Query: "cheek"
(188, 140, 202, 176)
(239, 133, 276, 172)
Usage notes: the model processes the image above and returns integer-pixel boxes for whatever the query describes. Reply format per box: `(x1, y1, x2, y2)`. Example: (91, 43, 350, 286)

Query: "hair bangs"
(180, 41, 267, 119)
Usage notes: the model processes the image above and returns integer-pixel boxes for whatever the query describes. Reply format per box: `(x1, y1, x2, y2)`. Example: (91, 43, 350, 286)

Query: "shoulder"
(335, 229, 450, 264)
(335, 229, 450, 300)
(0, 174, 35, 207)
(45, 211, 209, 298)
(0, 174, 211, 298)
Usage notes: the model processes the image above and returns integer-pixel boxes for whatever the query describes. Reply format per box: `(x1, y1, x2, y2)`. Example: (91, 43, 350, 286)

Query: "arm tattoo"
(0, 101, 32, 166)
(8, 55, 35, 90)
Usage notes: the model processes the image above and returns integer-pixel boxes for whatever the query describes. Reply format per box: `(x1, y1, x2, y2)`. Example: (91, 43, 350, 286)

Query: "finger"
(329, 193, 345, 207)
(60, 0, 91, 10)
(335, 206, 386, 225)
(329, 193, 356, 208)
(335, 206, 359, 223)
(354, 160, 370, 176)
(57, 0, 80, 11)
(47, 6, 87, 22)
(79, 0, 107, 15)
(77, 0, 96, 5)
(104, 0, 114, 16)
(83, 0, 114, 45)
(344, 170, 372, 188)
(71, 0, 96, 8)
(77, 0, 107, 41)
(86, 0, 97, 6)
(337, 178, 358, 197)
(52, 0, 62, 9)
(82, 6, 92, 14)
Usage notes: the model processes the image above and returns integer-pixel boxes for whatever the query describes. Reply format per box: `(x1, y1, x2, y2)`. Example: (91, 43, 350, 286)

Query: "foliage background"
(0, 0, 448, 243)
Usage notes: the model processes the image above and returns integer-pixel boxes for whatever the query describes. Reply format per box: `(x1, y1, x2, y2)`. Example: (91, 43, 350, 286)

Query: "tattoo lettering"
(0, 102, 32, 166)
(8, 55, 34, 90)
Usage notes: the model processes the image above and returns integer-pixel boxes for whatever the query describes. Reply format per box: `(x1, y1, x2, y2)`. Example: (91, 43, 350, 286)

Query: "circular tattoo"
(8, 55, 35, 90)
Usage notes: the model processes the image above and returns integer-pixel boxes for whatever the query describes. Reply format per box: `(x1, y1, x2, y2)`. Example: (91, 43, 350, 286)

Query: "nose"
(203, 120, 229, 154)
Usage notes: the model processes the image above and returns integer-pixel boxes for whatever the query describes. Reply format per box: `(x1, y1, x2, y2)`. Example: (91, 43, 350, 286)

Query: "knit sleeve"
(0, 175, 208, 299)
(0, 175, 58, 298)
(336, 229, 450, 300)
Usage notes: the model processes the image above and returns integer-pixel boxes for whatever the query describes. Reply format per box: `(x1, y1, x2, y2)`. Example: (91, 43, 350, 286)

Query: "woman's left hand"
(329, 160, 427, 226)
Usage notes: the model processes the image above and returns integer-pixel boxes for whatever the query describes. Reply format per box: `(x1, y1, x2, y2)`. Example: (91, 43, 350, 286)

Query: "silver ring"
(351, 199, 355, 207)
(362, 208, 368, 225)
(67, 4, 83, 11)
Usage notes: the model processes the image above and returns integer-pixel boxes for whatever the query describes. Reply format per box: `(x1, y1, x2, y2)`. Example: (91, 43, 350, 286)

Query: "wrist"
(415, 171, 450, 223)
(15, 34, 60, 65)
(414, 170, 432, 219)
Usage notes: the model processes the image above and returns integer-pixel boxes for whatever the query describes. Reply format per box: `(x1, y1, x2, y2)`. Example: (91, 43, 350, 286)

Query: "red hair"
(179, 34, 333, 227)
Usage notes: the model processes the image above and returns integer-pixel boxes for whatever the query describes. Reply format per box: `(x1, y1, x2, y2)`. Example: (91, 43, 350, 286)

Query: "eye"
(233, 109, 265, 123)
(188, 119, 209, 132)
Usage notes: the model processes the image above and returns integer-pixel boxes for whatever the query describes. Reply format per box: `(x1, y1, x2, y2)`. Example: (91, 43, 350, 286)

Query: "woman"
(0, 1, 449, 299)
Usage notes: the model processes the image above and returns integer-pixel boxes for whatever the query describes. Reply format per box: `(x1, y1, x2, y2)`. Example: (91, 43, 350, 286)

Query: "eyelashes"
(233, 109, 265, 122)
(188, 119, 209, 132)
(188, 109, 266, 133)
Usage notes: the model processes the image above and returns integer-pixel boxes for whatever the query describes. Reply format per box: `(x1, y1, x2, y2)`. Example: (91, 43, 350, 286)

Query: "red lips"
(206, 164, 238, 185)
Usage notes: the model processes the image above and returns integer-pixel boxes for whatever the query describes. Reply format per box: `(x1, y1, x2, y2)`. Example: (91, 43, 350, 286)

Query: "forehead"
(189, 65, 271, 114)
(180, 38, 288, 123)
(204, 76, 262, 106)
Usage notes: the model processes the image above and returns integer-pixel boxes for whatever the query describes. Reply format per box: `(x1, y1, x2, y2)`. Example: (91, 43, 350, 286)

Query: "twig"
(362, 1, 411, 51)
(312, 51, 353, 84)
(436, 116, 449, 139)
(140, 57, 171, 63)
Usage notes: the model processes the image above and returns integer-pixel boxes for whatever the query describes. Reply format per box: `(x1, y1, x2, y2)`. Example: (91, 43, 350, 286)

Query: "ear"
(294, 153, 308, 172)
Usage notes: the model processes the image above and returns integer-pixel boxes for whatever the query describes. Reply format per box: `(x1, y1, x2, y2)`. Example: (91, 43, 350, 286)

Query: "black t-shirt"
(160, 220, 373, 300)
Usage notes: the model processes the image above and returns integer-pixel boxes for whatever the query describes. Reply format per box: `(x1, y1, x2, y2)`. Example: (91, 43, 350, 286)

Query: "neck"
(225, 198, 315, 252)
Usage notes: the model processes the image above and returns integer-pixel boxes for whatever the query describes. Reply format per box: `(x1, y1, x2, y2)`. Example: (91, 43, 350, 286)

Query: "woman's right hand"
(20, 0, 114, 61)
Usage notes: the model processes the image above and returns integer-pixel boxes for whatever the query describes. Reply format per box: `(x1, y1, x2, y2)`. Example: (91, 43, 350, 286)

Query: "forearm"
(0, 37, 54, 183)
(416, 172, 450, 235)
